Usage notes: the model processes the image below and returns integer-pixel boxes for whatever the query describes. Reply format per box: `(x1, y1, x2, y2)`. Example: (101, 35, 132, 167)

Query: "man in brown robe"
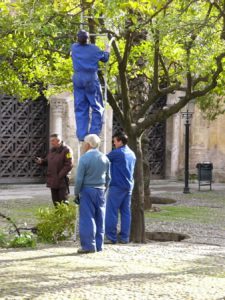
(35, 133, 73, 206)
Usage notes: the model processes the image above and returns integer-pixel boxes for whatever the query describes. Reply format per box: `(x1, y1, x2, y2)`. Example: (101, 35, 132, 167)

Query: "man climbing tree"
(71, 29, 110, 141)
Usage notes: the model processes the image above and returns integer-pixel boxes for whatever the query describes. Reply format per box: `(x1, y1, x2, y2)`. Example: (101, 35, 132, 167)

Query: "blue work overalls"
(105, 145, 136, 243)
(75, 149, 110, 252)
(71, 43, 109, 141)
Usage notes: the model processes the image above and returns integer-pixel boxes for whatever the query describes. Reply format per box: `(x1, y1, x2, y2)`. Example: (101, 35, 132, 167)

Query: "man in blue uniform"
(105, 131, 136, 244)
(71, 30, 110, 141)
(74, 134, 110, 254)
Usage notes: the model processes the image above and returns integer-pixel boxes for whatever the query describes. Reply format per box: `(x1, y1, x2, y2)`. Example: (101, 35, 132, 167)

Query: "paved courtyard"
(0, 181, 225, 300)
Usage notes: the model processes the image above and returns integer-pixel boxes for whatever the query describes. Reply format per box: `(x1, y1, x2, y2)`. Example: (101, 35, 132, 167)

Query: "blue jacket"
(75, 149, 110, 195)
(107, 145, 136, 191)
(71, 43, 109, 73)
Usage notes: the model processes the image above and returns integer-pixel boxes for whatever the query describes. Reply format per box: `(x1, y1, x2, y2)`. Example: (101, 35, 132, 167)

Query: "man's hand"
(106, 37, 115, 52)
(74, 195, 80, 205)
(105, 44, 110, 53)
(34, 157, 43, 165)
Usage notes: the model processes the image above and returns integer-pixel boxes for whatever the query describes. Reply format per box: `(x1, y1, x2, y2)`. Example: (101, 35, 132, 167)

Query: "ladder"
(74, 9, 110, 242)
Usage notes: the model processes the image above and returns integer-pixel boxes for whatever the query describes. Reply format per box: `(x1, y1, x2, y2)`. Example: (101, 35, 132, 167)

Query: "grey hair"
(84, 134, 101, 149)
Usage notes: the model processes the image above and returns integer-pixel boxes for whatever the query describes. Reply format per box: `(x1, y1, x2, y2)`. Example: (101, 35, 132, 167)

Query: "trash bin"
(196, 162, 213, 191)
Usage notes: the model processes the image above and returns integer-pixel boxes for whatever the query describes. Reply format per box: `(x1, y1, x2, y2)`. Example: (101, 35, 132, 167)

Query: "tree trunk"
(129, 135, 145, 243)
(143, 155, 151, 210)
(142, 133, 152, 210)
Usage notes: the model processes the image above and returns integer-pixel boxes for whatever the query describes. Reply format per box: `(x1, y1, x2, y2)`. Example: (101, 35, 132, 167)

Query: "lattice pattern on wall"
(147, 95, 167, 178)
(147, 122, 166, 177)
(0, 95, 49, 183)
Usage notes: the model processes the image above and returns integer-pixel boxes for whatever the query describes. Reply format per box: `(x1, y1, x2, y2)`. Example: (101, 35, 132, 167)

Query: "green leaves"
(0, 0, 79, 99)
(0, 230, 37, 249)
(0, 0, 225, 120)
(36, 202, 76, 243)
(9, 233, 37, 248)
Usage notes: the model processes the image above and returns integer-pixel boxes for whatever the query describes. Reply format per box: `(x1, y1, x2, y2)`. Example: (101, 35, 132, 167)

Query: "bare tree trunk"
(141, 133, 151, 210)
(129, 135, 145, 243)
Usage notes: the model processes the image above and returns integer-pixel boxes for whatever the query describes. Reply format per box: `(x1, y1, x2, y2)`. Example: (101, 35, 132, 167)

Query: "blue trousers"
(73, 72, 104, 141)
(105, 186, 132, 243)
(79, 187, 106, 252)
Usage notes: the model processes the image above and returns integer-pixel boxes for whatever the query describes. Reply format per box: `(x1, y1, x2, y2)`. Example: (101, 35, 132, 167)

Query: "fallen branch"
(0, 212, 21, 236)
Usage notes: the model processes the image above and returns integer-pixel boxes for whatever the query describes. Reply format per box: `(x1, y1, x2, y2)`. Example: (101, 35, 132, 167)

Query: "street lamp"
(181, 100, 195, 194)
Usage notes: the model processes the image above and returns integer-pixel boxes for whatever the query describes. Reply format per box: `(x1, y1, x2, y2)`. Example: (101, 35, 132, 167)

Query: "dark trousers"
(51, 187, 68, 206)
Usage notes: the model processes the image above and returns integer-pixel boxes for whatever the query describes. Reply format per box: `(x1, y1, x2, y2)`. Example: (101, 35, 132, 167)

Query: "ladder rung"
(89, 33, 107, 37)
(83, 16, 105, 19)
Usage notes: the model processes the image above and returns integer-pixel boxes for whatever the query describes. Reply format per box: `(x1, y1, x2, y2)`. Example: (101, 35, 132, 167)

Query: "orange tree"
(1, 0, 225, 242)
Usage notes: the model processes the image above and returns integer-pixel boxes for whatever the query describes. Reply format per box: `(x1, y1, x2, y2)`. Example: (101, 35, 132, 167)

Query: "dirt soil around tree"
(0, 181, 225, 300)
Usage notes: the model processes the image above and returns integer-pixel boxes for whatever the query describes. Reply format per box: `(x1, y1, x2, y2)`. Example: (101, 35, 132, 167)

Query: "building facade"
(1, 92, 225, 184)
(165, 92, 225, 182)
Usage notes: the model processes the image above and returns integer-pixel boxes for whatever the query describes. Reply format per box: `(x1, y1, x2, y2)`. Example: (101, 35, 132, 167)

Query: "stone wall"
(190, 107, 225, 181)
(166, 92, 225, 182)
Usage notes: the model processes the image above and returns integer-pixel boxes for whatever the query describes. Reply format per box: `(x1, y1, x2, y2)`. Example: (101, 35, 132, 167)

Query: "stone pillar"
(100, 104, 113, 154)
(50, 92, 78, 181)
(170, 113, 181, 178)
(49, 96, 66, 137)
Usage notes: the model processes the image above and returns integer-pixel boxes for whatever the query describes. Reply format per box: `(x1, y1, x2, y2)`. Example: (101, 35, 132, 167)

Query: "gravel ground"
(148, 181, 225, 247)
(0, 242, 225, 300)
(0, 181, 225, 300)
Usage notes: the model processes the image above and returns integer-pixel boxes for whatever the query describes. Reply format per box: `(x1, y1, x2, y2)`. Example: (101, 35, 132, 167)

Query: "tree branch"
(192, 51, 225, 98)
(152, 29, 159, 91)
(110, 38, 122, 64)
(136, 95, 189, 135)
(134, 0, 174, 30)
(159, 53, 170, 85)
(193, 75, 209, 87)
(121, 31, 133, 71)
(107, 89, 124, 125)
(137, 50, 225, 134)
(135, 82, 181, 120)
(118, 66, 132, 128)
(186, 46, 192, 96)
(212, 1, 225, 18)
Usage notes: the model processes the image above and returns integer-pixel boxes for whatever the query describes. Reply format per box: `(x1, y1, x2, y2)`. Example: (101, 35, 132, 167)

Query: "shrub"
(9, 233, 37, 248)
(36, 202, 76, 243)
(0, 231, 37, 249)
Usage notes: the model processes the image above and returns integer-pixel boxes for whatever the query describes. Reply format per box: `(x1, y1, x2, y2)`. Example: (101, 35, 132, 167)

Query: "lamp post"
(181, 101, 194, 194)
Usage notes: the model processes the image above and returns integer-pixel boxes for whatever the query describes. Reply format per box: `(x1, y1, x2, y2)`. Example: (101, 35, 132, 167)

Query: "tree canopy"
(1, 0, 225, 119)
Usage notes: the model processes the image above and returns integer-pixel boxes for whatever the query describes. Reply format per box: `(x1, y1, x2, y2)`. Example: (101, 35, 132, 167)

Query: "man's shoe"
(77, 248, 95, 254)
(118, 239, 129, 244)
(104, 238, 116, 244)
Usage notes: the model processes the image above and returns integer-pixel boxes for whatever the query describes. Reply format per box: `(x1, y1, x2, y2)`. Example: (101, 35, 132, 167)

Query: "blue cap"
(77, 30, 89, 39)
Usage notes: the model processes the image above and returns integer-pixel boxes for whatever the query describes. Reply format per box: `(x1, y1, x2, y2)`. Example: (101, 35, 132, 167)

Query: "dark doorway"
(0, 95, 49, 183)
